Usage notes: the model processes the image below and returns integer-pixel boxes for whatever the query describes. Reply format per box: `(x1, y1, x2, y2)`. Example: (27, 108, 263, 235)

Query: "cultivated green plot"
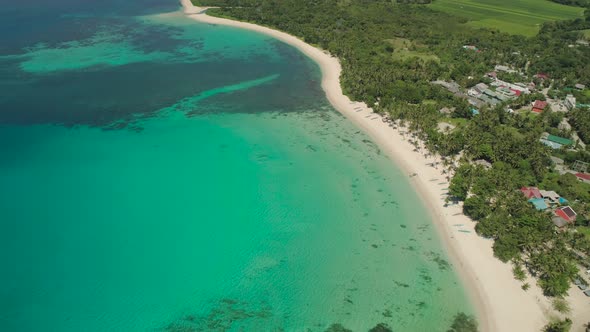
(429, 0, 585, 36)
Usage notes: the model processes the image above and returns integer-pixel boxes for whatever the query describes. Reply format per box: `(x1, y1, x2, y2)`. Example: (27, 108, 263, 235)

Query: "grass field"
(429, 0, 585, 37)
(446, 117, 469, 127)
(581, 29, 590, 38)
(386, 37, 440, 62)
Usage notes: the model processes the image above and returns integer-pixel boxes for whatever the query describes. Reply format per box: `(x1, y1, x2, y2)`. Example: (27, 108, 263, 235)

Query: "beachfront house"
(554, 206, 577, 223)
(540, 133, 574, 150)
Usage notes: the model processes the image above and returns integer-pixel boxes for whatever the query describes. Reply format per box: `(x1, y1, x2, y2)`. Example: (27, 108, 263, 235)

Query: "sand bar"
(179, 1, 590, 330)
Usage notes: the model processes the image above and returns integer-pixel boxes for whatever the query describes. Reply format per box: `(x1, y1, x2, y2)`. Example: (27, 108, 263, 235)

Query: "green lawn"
(446, 117, 469, 127)
(429, 0, 585, 37)
(581, 29, 590, 38)
(386, 37, 440, 62)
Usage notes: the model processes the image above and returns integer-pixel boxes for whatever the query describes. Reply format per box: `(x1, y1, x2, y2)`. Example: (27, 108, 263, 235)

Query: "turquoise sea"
(0, 1, 472, 331)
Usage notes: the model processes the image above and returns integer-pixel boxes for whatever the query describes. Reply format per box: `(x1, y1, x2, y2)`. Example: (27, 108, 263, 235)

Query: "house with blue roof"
(529, 198, 548, 210)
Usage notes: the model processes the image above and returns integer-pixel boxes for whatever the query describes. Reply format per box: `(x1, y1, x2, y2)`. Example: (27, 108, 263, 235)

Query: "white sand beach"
(179, 1, 590, 330)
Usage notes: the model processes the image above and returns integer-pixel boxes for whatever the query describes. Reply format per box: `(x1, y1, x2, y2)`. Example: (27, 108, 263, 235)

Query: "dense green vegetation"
(570, 107, 590, 142)
(429, 0, 585, 36)
(543, 318, 573, 332)
(193, 0, 590, 298)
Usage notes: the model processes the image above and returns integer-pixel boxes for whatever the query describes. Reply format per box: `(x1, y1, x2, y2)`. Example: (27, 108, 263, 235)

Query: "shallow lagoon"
(0, 2, 472, 331)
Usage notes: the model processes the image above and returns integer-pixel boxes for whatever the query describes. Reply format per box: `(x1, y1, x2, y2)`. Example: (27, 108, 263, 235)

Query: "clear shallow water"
(0, 1, 472, 331)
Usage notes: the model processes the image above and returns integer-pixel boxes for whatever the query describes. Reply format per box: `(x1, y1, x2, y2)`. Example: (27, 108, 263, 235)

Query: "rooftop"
(557, 206, 577, 219)
(540, 190, 560, 200)
(529, 198, 548, 210)
(563, 206, 576, 217)
(521, 186, 542, 199)
(475, 83, 489, 90)
(533, 100, 548, 110)
(552, 216, 568, 228)
(545, 134, 574, 146)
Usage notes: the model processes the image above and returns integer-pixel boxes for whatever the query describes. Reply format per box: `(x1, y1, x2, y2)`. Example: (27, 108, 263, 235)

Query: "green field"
(429, 0, 585, 36)
(386, 37, 440, 62)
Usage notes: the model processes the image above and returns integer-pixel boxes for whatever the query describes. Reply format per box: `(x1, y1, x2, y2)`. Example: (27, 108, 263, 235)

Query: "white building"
(565, 94, 576, 111)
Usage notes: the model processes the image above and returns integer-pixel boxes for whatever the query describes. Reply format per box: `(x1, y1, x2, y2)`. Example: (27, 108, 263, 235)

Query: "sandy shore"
(179, 1, 589, 330)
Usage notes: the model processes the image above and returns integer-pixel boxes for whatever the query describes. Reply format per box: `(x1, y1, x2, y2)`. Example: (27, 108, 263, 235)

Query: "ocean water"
(0, 1, 473, 331)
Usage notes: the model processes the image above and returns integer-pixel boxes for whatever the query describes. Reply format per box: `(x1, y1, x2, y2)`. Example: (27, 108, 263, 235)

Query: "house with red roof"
(532, 100, 548, 113)
(535, 73, 549, 80)
(521, 186, 542, 199)
(575, 173, 590, 184)
(554, 206, 577, 223)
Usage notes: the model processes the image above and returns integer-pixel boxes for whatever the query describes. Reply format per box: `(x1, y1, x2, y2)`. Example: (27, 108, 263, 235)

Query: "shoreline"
(179, 1, 589, 330)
